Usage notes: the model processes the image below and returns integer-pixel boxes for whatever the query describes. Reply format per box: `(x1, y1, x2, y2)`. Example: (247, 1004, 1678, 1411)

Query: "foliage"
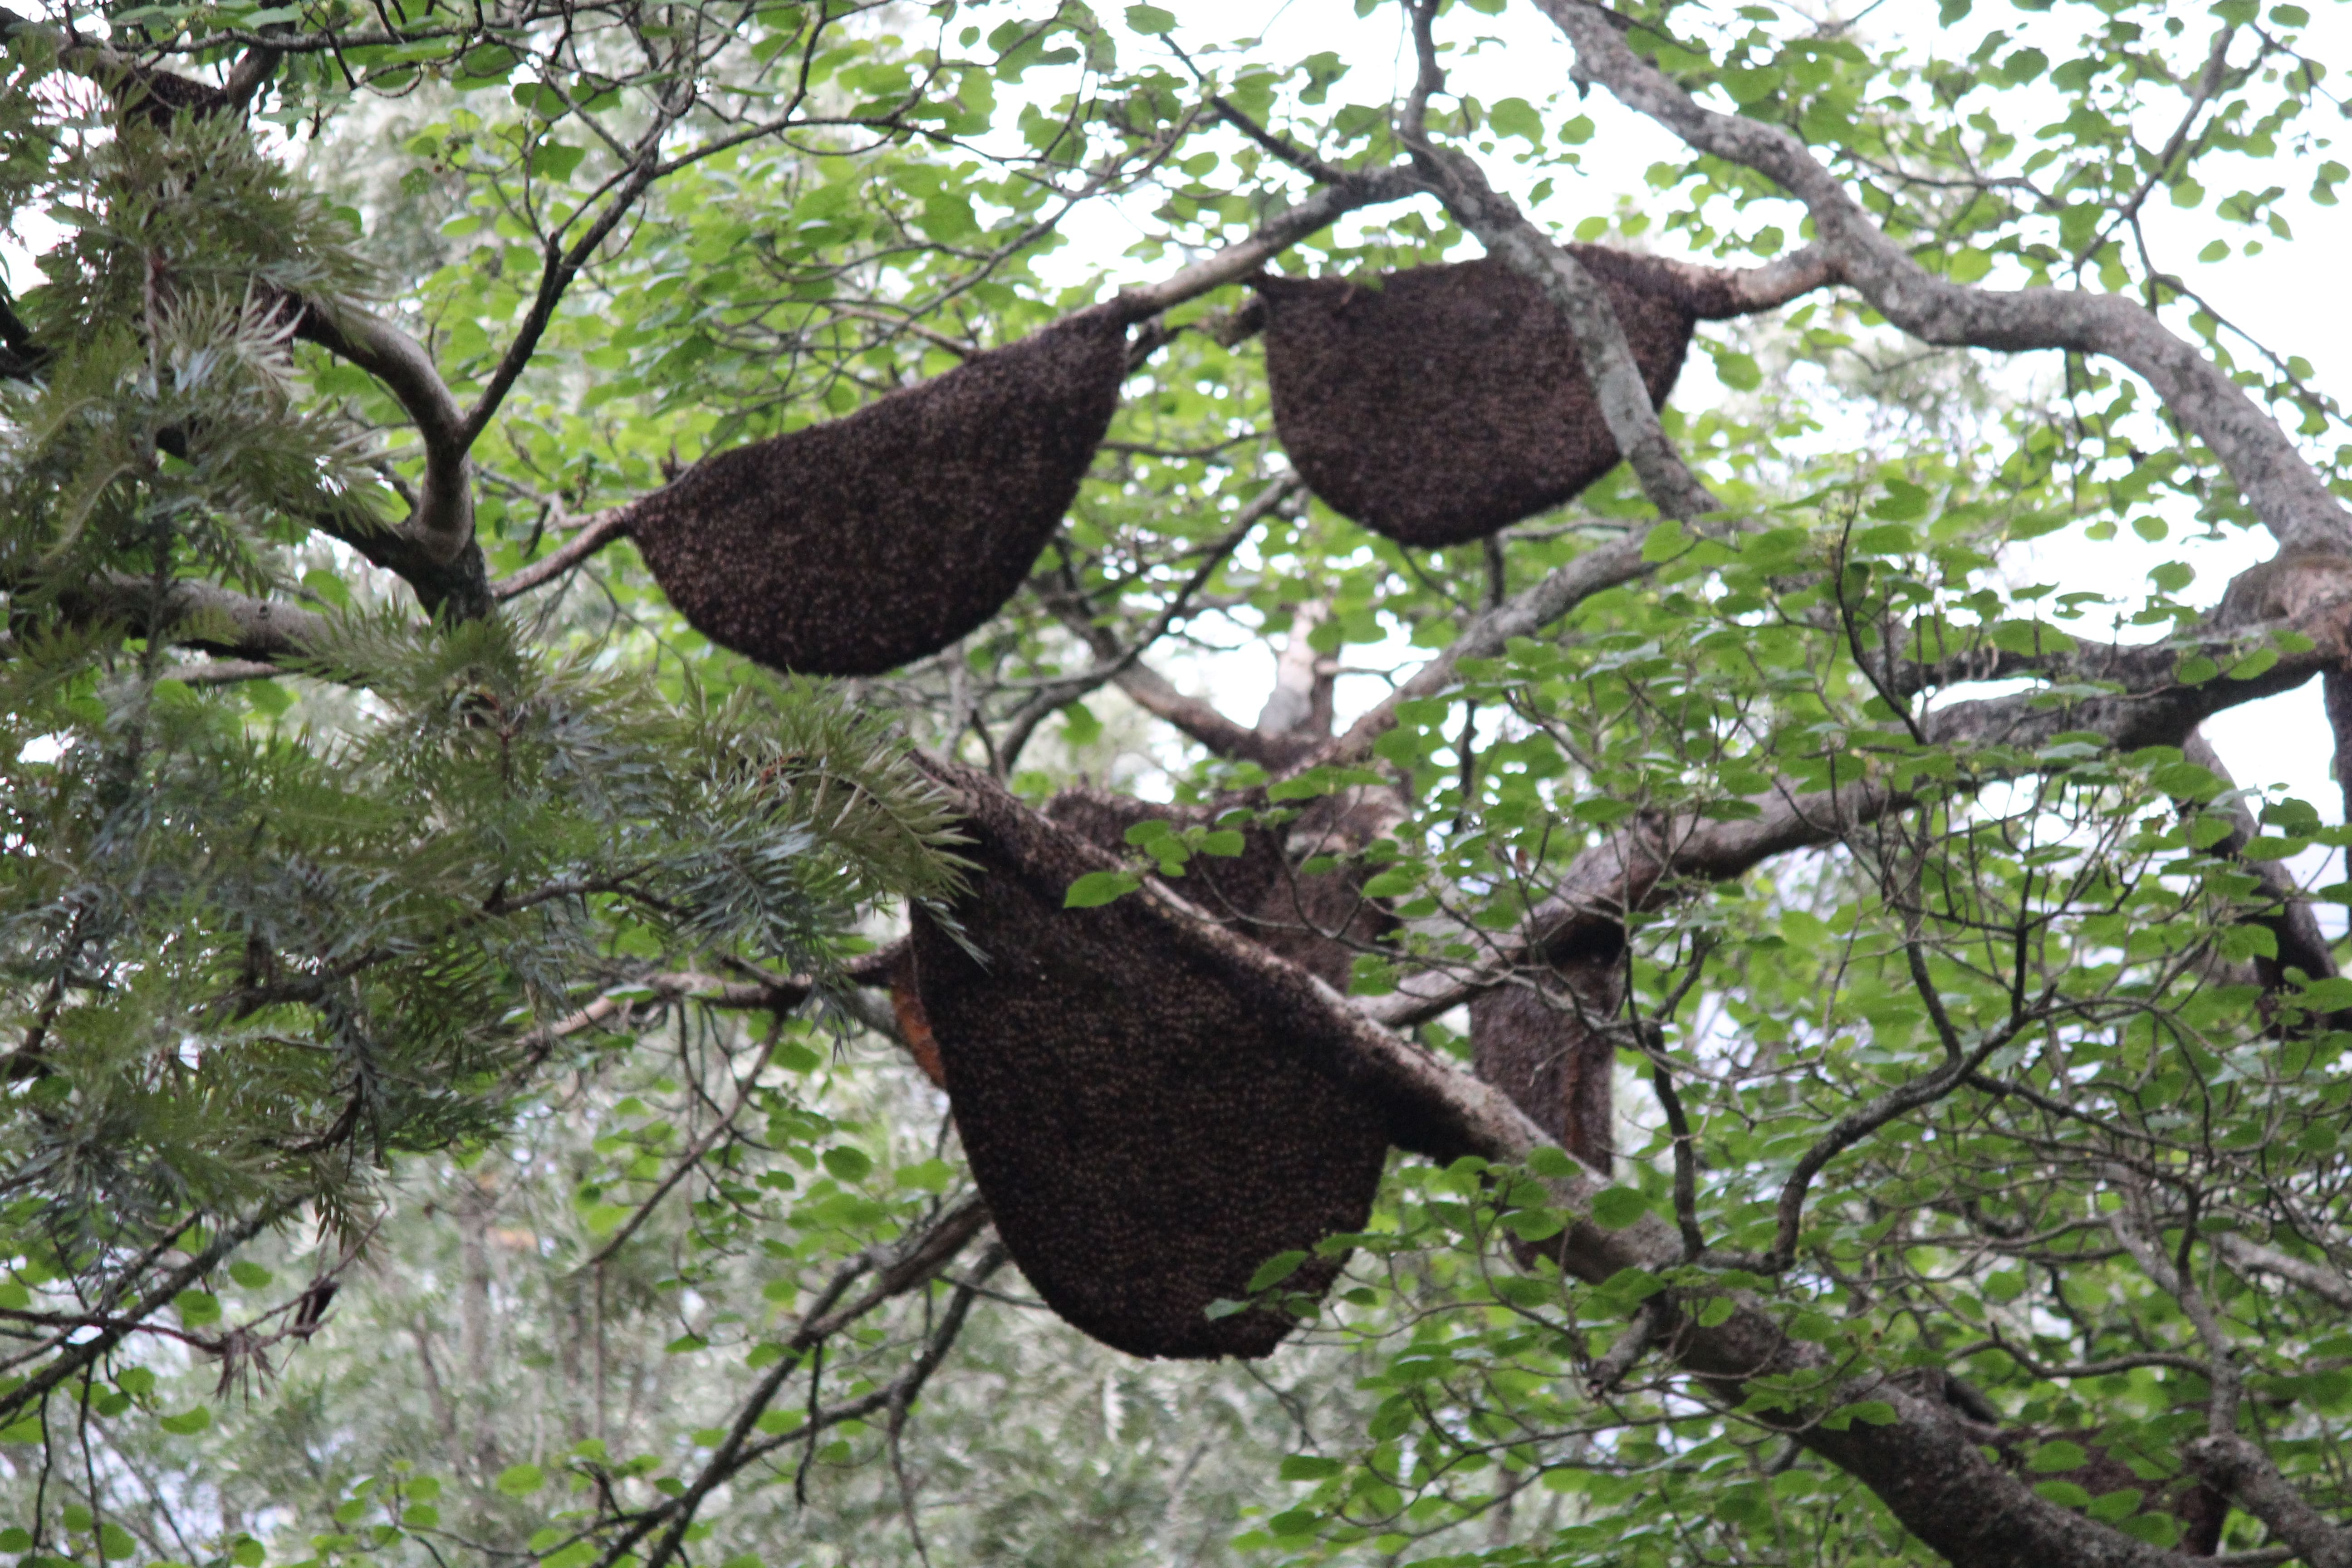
(3, 0, 2351, 1563)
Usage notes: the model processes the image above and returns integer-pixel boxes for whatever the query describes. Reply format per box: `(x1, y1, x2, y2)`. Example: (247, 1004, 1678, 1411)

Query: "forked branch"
(1531, 0, 2352, 555)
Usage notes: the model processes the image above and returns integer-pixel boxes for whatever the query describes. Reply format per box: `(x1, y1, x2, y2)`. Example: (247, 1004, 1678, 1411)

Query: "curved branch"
(1531, 0, 2352, 555)
(293, 302, 481, 589)
(57, 575, 332, 662)
(2184, 1436, 2352, 1568)
(1360, 556, 2352, 1029)
(1308, 527, 1656, 774)
(493, 508, 634, 601)
(1396, 6, 1722, 526)
(1109, 167, 1423, 323)
(999, 476, 1299, 769)
(2212, 1233, 2352, 1313)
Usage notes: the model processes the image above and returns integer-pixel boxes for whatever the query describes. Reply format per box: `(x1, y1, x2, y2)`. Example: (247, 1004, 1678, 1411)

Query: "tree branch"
(1531, 0, 2352, 555)
(2182, 1436, 2352, 1568)
(1355, 545, 2352, 1025)
(1306, 527, 1657, 774)
(1108, 167, 1423, 322)
(56, 575, 331, 663)
(999, 477, 1299, 769)
(586, 1200, 996, 1568)
(293, 302, 490, 614)
(492, 509, 634, 602)
(1396, 0, 1721, 525)
(2212, 1233, 2352, 1314)
(2180, 730, 2338, 989)
(910, 761, 2194, 1568)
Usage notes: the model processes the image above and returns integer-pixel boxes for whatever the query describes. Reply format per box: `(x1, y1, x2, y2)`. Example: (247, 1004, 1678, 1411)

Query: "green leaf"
(1124, 3, 1176, 32)
(1589, 1187, 1649, 1229)
(1870, 478, 1932, 521)
(1246, 1250, 1308, 1292)
(159, 1406, 212, 1435)
(2226, 647, 2279, 681)
(1059, 701, 1103, 746)
(1487, 96, 1544, 144)
(495, 1462, 546, 1495)
(1524, 1146, 1578, 1179)
(1710, 348, 1763, 390)
(2028, 1440, 2088, 1472)
(1064, 870, 1141, 908)
(2298, 976, 2352, 1010)
(1279, 1454, 1345, 1480)
(1642, 519, 1690, 562)
(821, 1146, 872, 1182)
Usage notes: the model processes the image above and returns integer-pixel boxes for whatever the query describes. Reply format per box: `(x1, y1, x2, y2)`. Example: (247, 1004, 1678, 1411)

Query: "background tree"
(3, 0, 2352, 1563)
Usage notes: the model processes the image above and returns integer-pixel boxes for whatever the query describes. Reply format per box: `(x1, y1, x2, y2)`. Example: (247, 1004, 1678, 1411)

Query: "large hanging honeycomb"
(1255, 250, 1706, 547)
(629, 309, 1128, 676)
(908, 769, 1394, 1360)
(1043, 787, 1396, 993)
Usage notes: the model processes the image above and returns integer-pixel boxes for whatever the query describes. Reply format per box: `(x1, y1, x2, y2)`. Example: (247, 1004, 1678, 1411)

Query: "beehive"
(628, 308, 1127, 676)
(1470, 977, 1620, 1175)
(911, 771, 1393, 1360)
(1468, 916, 1629, 1170)
(1254, 250, 1701, 547)
(1044, 787, 1396, 992)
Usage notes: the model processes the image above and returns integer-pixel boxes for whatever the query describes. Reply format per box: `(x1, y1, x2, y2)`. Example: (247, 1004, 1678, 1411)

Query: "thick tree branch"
(913, 763, 2190, 1568)
(1121, 664, 1304, 765)
(2212, 1233, 2352, 1314)
(55, 575, 332, 663)
(1361, 555, 2352, 1029)
(2183, 1436, 2352, 1568)
(1530, 0, 2352, 555)
(292, 302, 489, 612)
(1256, 598, 1336, 740)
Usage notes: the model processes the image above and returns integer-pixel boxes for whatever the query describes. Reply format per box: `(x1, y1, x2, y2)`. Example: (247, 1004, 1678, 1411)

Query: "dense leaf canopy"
(3, 0, 2352, 1563)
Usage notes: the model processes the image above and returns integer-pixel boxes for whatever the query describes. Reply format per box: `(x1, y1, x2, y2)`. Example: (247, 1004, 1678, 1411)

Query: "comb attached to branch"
(906, 767, 1396, 1360)
(1255, 248, 1765, 547)
(626, 307, 1129, 677)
